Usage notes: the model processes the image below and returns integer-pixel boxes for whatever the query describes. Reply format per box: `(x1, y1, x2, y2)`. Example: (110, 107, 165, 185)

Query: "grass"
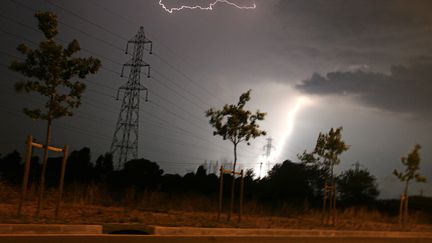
(0, 183, 431, 231)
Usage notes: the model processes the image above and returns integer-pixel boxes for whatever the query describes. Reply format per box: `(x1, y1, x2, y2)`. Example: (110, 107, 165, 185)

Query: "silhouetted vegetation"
(206, 89, 266, 219)
(337, 168, 379, 207)
(9, 10, 101, 215)
(1, 146, 431, 221)
(393, 144, 427, 223)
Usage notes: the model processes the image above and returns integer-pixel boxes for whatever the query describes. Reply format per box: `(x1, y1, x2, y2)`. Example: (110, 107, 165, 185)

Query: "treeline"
(0, 148, 431, 219)
(0, 147, 378, 207)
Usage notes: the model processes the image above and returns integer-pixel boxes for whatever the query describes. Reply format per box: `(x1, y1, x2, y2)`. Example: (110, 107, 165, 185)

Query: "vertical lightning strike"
(255, 97, 307, 178)
(158, 0, 256, 13)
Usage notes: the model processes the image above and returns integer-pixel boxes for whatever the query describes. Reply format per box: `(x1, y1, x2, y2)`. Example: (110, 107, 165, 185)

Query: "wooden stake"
(17, 135, 33, 216)
(322, 184, 328, 224)
(55, 145, 68, 218)
(218, 166, 224, 221)
(238, 169, 244, 223)
(399, 194, 404, 225)
(334, 184, 337, 225)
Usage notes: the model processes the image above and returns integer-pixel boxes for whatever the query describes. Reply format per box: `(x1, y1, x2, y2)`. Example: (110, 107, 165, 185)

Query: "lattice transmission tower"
(110, 26, 152, 169)
(263, 137, 275, 172)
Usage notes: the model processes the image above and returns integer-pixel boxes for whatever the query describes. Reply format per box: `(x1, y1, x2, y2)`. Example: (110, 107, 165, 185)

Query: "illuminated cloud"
(296, 62, 432, 120)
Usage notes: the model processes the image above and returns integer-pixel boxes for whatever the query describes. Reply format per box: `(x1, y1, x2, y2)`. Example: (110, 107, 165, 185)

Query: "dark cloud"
(296, 61, 432, 119)
(275, 0, 432, 42)
(276, 0, 432, 118)
(271, 0, 432, 74)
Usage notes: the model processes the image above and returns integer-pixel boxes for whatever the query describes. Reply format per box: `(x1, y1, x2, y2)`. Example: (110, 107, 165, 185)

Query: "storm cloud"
(296, 61, 432, 119)
(275, 0, 432, 43)
(272, 0, 432, 74)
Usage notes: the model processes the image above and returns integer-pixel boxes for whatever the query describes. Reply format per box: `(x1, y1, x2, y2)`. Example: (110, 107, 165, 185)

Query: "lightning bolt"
(158, 0, 256, 13)
(254, 96, 308, 178)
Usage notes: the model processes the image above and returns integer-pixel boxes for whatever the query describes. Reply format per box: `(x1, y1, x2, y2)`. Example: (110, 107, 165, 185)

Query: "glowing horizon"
(158, 0, 256, 14)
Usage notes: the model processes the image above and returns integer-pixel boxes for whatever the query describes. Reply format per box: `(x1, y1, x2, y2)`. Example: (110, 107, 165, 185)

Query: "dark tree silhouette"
(394, 144, 427, 198)
(10, 11, 101, 215)
(66, 147, 92, 183)
(94, 153, 114, 182)
(298, 127, 349, 223)
(337, 168, 379, 206)
(264, 160, 314, 203)
(121, 159, 164, 190)
(393, 144, 426, 222)
(0, 150, 22, 185)
(298, 127, 349, 188)
(206, 89, 266, 220)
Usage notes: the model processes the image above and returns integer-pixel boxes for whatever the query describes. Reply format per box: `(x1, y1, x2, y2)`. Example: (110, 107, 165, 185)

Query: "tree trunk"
(403, 180, 409, 197)
(330, 163, 336, 224)
(402, 180, 410, 222)
(36, 118, 52, 216)
(228, 143, 237, 221)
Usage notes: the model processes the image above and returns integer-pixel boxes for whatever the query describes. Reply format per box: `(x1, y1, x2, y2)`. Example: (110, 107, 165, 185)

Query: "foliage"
(206, 89, 266, 219)
(10, 11, 101, 121)
(393, 144, 426, 195)
(0, 147, 429, 216)
(0, 151, 22, 184)
(337, 168, 379, 206)
(298, 127, 349, 182)
(205, 89, 266, 168)
(9, 11, 101, 214)
(94, 153, 114, 181)
(263, 160, 314, 202)
(66, 147, 93, 183)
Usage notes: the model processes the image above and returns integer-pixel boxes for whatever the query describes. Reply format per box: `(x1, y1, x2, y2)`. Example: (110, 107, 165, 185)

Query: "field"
(1, 183, 431, 232)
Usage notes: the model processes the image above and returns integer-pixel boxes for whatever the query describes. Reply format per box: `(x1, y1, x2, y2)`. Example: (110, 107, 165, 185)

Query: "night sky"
(0, 0, 431, 198)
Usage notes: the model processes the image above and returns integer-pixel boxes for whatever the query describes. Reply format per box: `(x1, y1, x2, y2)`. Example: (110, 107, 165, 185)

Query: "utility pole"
(263, 137, 275, 173)
(110, 26, 152, 169)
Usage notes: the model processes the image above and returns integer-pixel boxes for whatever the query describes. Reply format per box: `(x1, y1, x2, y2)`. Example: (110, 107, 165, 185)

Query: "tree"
(0, 150, 22, 185)
(298, 127, 349, 224)
(121, 159, 164, 190)
(337, 168, 379, 206)
(393, 144, 426, 222)
(298, 127, 349, 186)
(66, 147, 92, 184)
(264, 160, 314, 203)
(206, 89, 266, 220)
(10, 11, 101, 215)
(94, 153, 114, 182)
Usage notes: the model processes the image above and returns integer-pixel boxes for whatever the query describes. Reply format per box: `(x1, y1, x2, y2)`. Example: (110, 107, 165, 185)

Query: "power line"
(43, 0, 128, 42)
(110, 26, 152, 168)
(0, 1, 264, 164)
(151, 69, 209, 111)
(0, 75, 257, 169)
(85, 0, 231, 103)
(8, 0, 126, 53)
(1, 5, 224, 138)
(21, 0, 227, 106)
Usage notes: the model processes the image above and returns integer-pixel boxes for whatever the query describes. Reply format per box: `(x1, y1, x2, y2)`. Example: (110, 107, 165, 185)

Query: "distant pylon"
(263, 137, 275, 173)
(110, 26, 152, 169)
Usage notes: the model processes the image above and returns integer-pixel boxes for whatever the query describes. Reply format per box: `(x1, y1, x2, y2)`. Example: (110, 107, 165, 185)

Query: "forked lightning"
(158, 0, 256, 13)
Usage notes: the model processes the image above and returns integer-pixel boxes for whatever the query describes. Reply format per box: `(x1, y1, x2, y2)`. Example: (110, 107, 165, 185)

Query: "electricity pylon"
(110, 26, 152, 169)
(262, 137, 275, 176)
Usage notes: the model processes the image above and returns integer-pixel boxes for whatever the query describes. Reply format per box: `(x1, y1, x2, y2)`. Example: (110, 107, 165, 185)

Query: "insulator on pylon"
(110, 26, 153, 169)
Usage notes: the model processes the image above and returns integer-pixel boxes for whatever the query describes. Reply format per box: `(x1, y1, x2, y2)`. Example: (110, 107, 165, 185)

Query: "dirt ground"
(1, 202, 432, 232)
